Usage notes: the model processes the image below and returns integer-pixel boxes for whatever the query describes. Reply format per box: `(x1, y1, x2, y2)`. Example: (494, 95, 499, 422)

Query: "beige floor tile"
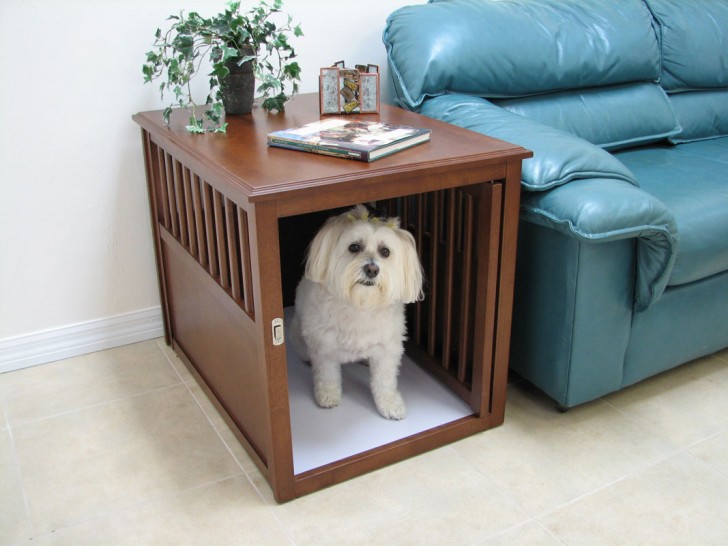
(477, 521, 563, 546)
(0, 340, 181, 425)
(255, 446, 529, 546)
(29, 476, 291, 546)
(186, 381, 259, 473)
(540, 452, 728, 545)
(0, 429, 31, 546)
(155, 338, 196, 384)
(714, 347, 728, 364)
(452, 382, 679, 516)
(603, 353, 728, 447)
(0, 396, 8, 431)
(688, 430, 728, 476)
(13, 384, 242, 534)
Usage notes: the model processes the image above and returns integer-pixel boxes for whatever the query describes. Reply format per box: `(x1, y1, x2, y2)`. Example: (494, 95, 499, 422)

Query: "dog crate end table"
(133, 94, 531, 502)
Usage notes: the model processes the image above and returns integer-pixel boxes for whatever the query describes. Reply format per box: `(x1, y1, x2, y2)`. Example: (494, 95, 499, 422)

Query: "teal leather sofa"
(384, 0, 728, 408)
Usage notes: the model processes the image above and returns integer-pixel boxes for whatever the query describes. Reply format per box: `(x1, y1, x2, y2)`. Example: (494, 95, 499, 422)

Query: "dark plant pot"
(220, 49, 255, 115)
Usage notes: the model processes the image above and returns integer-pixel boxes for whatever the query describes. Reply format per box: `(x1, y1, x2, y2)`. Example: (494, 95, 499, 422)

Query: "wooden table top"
(133, 93, 531, 203)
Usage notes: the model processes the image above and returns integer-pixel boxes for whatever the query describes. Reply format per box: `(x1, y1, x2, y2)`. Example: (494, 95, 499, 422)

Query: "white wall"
(0, 0, 419, 369)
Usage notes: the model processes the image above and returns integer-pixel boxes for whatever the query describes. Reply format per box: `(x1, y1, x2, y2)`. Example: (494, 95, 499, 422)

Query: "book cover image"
(267, 118, 431, 161)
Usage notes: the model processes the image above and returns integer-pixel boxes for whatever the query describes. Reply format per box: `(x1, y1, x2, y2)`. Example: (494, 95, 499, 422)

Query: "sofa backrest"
(644, 0, 728, 143)
(383, 0, 681, 150)
(385, 0, 661, 105)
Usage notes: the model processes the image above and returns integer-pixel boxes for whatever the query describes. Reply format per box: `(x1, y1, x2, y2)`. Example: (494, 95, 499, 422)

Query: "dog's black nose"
(364, 263, 379, 278)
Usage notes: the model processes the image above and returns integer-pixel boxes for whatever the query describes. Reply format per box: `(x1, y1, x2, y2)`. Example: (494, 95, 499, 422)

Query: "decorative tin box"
(319, 61, 380, 115)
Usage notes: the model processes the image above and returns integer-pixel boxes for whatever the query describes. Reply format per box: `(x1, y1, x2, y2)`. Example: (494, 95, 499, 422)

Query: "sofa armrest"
(419, 94, 678, 310)
(419, 94, 638, 191)
(522, 181, 678, 311)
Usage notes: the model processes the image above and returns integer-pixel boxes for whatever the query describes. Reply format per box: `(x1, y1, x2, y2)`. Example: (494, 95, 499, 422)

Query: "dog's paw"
(375, 392, 407, 420)
(314, 385, 342, 409)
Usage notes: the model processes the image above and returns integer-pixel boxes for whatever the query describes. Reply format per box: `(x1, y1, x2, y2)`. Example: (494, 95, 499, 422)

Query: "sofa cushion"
(667, 91, 728, 143)
(672, 138, 728, 165)
(495, 83, 680, 151)
(383, 0, 660, 109)
(614, 142, 728, 286)
(644, 0, 728, 92)
(419, 94, 638, 191)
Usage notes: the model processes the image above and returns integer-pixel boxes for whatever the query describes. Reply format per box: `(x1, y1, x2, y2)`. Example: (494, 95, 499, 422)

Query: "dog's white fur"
(290, 205, 424, 419)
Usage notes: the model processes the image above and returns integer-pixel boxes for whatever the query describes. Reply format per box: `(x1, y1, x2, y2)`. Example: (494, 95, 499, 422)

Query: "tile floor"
(2, 339, 728, 545)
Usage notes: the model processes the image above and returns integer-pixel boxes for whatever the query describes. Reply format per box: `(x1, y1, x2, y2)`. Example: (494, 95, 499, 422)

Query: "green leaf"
(210, 62, 230, 78)
(284, 61, 301, 80)
(213, 122, 229, 134)
(186, 116, 205, 133)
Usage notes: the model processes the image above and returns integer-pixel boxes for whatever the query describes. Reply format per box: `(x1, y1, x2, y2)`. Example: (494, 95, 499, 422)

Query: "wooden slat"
(164, 153, 179, 237)
(457, 191, 475, 383)
(213, 190, 230, 289)
(155, 145, 171, 228)
(441, 189, 456, 370)
(427, 191, 440, 356)
(237, 207, 255, 317)
(182, 167, 197, 255)
(173, 160, 188, 247)
(191, 175, 207, 268)
(413, 194, 426, 345)
(225, 198, 242, 301)
(202, 183, 219, 278)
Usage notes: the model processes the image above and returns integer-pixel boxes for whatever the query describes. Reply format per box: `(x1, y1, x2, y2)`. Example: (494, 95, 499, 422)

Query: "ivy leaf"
(284, 61, 301, 80)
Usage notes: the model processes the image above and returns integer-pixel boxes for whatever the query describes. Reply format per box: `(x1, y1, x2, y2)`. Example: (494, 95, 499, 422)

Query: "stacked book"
(267, 118, 431, 162)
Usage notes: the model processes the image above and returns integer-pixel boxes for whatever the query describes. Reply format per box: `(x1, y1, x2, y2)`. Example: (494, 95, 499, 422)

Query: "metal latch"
(272, 318, 284, 346)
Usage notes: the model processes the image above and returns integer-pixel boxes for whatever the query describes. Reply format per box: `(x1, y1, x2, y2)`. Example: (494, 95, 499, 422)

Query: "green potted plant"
(143, 0, 303, 133)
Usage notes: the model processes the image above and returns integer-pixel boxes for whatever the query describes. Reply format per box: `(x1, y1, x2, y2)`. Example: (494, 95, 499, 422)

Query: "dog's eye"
(348, 243, 361, 254)
(379, 246, 390, 258)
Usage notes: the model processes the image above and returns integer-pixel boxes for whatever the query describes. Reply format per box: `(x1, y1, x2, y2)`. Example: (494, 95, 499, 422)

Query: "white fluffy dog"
(290, 205, 424, 419)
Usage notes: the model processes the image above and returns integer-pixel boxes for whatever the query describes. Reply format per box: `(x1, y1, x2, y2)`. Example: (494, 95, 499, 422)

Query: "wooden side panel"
(160, 229, 270, 467)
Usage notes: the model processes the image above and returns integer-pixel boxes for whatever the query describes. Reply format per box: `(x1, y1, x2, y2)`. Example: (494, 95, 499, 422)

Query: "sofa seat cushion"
(673, 138, 728, 165)
(614, 141, 728, 286)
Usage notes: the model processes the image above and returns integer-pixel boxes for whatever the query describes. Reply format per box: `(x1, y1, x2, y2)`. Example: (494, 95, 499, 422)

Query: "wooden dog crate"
(133, 94, 530, 502)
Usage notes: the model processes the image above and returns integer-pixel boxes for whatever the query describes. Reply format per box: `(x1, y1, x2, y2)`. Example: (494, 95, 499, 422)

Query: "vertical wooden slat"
(192, 175, 207, 267)
(440, 189, 457, 370)
(457, 191, 475, 383)
(164, 153, 179, 237)
(237, 207, 255, 317)
(225, 198, 242, 301)
(427, 191, 440, 357)
(182, 167, 196, 255)
(213, 190, 230, 289)
(202, 182, 219, 278)
(413, 194, 426, 345)
(155, 146, 171, 228)
(173, 160, 188, 247)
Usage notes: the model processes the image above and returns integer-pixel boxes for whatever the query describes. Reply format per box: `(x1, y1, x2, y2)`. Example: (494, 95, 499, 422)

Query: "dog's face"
(305, 206, 424, 309)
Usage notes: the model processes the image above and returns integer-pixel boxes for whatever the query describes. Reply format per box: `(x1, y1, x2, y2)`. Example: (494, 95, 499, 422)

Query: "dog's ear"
(304, 214, 346, 283)
(394, 227, 424, 303)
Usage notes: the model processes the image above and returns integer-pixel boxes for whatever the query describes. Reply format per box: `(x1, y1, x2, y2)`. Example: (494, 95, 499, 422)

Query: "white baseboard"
(0, 307, 165, 373)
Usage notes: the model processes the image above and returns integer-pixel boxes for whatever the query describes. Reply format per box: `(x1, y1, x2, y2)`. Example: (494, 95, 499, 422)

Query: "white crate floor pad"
(284, 308, 473, 474)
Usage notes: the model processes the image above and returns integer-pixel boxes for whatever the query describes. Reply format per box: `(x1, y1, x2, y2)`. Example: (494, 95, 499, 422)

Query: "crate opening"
(278, 194, 483, 475)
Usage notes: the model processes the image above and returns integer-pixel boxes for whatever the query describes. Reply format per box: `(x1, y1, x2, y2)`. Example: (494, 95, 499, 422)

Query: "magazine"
(267, 118, 431, 162)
